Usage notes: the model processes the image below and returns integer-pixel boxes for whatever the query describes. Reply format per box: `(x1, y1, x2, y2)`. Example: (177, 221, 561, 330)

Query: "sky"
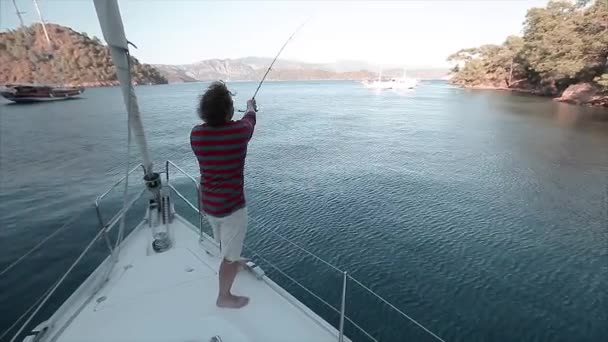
(0, 0, 550, 67)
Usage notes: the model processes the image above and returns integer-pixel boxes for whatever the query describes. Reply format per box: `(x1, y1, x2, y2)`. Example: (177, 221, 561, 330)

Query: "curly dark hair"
(197, 81, 235, 126)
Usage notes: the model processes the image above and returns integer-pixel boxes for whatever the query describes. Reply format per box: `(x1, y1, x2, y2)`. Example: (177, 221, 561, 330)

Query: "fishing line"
(252, 18, 310, 100)
(238, 18, 310, 112)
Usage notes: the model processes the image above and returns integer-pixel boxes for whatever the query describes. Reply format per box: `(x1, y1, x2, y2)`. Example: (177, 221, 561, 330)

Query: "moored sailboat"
(363, 68, 418, 90)
(0, 84, 84, 103)
(0, 0, 84, 103)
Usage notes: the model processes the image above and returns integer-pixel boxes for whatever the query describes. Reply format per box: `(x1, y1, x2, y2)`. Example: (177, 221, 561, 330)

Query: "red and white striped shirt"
(190, 110, 256, 217)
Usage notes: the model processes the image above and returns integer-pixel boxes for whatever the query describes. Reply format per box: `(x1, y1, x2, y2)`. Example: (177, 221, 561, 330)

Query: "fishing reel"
(143, 171, 161, 194)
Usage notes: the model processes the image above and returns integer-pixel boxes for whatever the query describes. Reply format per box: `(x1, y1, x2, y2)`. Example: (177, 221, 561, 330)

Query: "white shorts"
(206, 207, 248, 262)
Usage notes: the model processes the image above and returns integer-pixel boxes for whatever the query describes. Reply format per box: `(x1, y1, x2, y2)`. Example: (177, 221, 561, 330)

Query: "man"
(190, 81, 257, 309)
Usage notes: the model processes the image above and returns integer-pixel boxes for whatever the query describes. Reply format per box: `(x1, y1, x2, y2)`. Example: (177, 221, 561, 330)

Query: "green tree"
(498, 36, 525, 86)
(453, 58, 486, 85)
(449, 0, 608, 97)
(447, 47, 479, 63)
(522, 1, 586, 88)
(576, 0, 608, 79)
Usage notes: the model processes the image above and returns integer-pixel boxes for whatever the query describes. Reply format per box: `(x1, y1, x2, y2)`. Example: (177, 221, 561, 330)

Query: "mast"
(93, 0, 154, 175)
(11, 0, 26, 28)
(33, 0, 68, 86)
(32, 0, 51, 46)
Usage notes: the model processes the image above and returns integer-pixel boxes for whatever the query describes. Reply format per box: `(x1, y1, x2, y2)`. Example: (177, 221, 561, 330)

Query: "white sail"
(93, 0, 153, 174)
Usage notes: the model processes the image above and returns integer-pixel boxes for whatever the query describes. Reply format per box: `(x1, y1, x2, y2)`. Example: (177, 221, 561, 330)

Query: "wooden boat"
(1, 1, 84, 104)
(0, 84, 84, 103)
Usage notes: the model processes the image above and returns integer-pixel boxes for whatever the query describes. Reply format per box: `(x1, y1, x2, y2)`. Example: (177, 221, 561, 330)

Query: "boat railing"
(3, 170, 147, 341)
(94, 163, 144, 233)
(4, 160, 444, 342)
(164, 160, 205, 238)
(164, 160, 446, 342)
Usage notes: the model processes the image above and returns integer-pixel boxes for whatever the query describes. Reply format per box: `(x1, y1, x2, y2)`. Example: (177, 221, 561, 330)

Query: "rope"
(0, 280, 57, 341)
(243, 244, 378, 342)
(6, 45, 139, 340)
(4, 44, 135, 333)
(0, 209, 87, 278)
(171, 179, 446, 341)
(9, 228, 104, 342)
(252, 18, 310, 99)
(348, 275, 446, 342)
(247, 214, 446, 342)
(248, 215, 343, 273)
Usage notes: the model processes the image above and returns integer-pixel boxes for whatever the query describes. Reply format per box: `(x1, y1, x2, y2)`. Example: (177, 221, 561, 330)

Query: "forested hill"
(448, 0, 608, 107)
(0, 23, 168, 86)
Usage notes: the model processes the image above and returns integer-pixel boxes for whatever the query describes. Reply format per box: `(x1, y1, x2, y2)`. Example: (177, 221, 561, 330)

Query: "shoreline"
(458, 83, 608, 108)
(69, 79, 446, 88)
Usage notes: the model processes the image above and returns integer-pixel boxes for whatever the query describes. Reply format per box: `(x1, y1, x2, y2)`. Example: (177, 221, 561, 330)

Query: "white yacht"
(3, 2, 444, 342)
(363, 68, 418, 90)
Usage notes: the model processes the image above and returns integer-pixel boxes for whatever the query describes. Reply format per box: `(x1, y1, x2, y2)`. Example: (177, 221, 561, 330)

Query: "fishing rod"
(252, 19, 309, 100)
(238, 18, 309, 112)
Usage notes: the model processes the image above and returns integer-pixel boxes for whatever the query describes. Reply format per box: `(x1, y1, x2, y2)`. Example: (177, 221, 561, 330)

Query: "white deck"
(37, 215, 343, 342)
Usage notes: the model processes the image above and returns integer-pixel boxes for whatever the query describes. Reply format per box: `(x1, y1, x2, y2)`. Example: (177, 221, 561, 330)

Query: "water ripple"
(1, 81, 607, 341)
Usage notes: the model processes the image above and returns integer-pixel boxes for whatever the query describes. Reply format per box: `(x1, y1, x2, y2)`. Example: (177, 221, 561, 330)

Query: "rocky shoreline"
(460, 83, 608, 108)
(555, 83, 608, 107)
(448, 1, 607, 110)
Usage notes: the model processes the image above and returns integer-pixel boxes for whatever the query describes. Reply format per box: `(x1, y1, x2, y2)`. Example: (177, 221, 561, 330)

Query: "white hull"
(8, 96, 74, 103)
(27, 213, 346, 342)
(363, 78, 418, 90)
(1, 85, 84, 103)
(8, 161, 446, 342)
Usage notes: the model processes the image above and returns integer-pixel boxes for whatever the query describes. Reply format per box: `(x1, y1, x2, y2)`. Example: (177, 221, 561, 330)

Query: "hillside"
(0, 23, 167, 86)
(154, 58, 448, 83)
(0, 23, 448, 86)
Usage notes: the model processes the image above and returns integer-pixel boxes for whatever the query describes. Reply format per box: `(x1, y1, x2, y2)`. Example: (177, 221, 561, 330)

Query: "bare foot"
(216, 295, 250, 309)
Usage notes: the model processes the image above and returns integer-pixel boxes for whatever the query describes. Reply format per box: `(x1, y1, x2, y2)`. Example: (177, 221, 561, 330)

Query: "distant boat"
(0, 84, 84, 103)
(363, 68, 418, 90)
(1, 0, 84, 103)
